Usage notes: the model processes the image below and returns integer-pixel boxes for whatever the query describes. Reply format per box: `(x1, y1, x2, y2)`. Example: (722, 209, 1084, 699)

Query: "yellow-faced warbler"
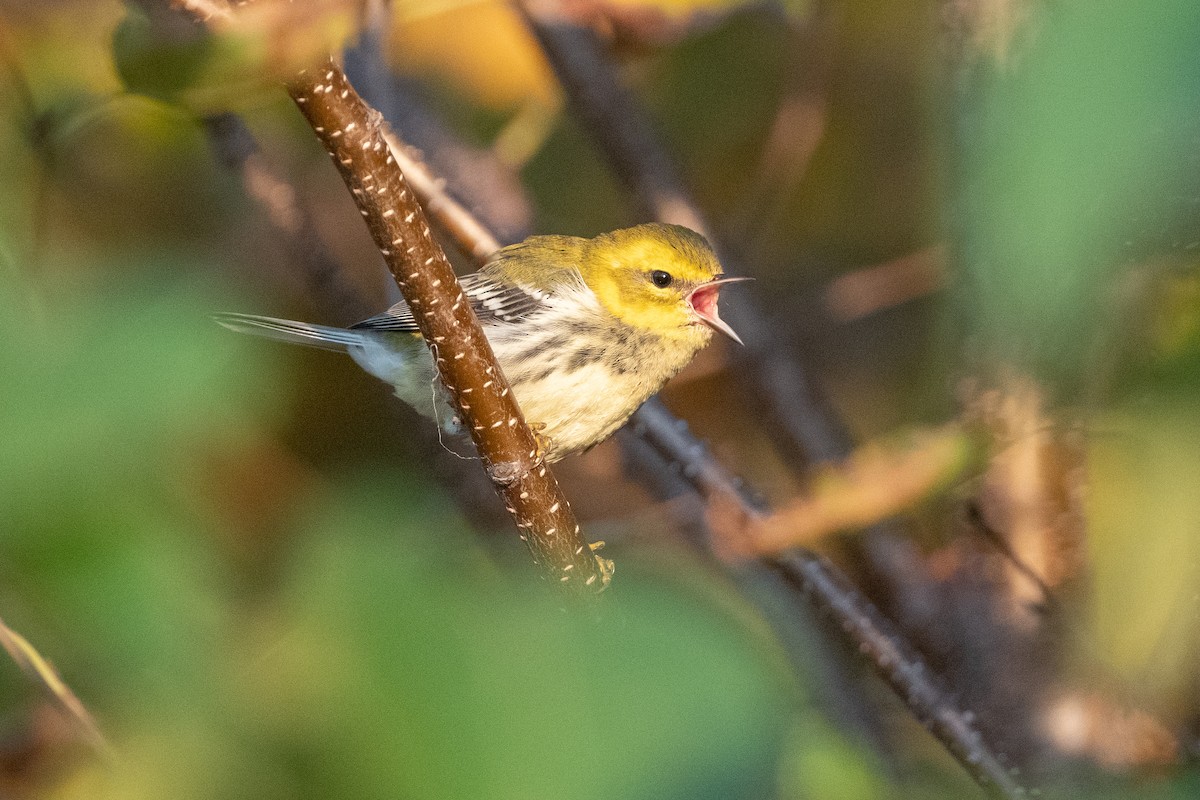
(215, 223, 746, 461)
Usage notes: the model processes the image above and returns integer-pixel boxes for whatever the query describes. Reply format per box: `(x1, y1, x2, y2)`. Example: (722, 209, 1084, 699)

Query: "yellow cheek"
(591, 274, 691, 335)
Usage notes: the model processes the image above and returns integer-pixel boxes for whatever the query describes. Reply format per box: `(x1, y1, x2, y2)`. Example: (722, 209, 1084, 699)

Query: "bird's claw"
(591, 542, 614, 588)
(529, 421, 552, 461)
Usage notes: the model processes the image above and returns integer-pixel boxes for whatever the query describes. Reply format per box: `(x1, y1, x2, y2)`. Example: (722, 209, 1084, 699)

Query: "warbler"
(215, 223, 746, 462)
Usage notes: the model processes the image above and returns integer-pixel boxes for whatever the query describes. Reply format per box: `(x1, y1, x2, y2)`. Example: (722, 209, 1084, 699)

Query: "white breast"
(511, 363, 657, 459)
(482, 282, 690, 460)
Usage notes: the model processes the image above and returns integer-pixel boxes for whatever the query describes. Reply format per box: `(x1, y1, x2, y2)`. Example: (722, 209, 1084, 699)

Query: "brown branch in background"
(384, 85, 534, 247)
(0, 616, 109, 756)
(631, 401, 1029, 800)
(732, 5, 835, 245)
(383, 133, 504, 263)
(824, 244, 948, 323)
(710, 424, 977, 558)
(202, 112, 371, 322)
(284, 62, 608, 591)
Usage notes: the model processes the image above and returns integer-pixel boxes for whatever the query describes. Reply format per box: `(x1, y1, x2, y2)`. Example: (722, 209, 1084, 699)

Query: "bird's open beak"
(687, 275, 752, 345)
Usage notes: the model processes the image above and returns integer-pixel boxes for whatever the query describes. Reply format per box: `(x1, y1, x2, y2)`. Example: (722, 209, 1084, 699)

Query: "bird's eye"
(650, 270, 673, 288)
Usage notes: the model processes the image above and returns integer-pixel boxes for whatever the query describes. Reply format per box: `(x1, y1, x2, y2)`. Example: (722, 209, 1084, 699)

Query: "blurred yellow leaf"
(1087, 404, 1200, 708)
(391, 0, 559, 110)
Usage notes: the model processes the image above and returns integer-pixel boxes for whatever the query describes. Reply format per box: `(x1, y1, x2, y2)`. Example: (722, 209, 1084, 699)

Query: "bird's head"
(580, 223, 747, 344)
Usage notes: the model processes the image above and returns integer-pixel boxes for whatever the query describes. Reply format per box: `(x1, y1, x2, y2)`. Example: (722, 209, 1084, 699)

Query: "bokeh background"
(2, 0, 1200, 797)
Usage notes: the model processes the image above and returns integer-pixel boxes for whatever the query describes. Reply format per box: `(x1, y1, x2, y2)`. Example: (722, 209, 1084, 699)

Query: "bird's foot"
(588, 541, 614, 588)
(528, 422, 553, 461)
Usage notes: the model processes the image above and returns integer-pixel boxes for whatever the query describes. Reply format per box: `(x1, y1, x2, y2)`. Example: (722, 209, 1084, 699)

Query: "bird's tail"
(212, 312, 366, 352)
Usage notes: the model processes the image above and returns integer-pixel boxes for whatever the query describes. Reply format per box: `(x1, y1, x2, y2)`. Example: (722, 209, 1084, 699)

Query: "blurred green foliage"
(956, 0, 1200, 389)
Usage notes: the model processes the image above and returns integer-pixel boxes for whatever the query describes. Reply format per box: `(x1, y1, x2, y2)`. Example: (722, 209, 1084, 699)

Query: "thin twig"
(824, 245, 948, 323)
(731, 5, 836, 245)
(0, 615, 109, 756)
(383, 133, 504, 263)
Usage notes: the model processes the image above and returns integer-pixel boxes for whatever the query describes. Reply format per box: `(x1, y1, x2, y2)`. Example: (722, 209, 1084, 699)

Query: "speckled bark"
(287, 62, 608, 592)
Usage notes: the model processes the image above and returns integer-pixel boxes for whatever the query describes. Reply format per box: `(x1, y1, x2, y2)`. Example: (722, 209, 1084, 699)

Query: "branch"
(161, 0, 608, 591)
(284, 62, 609, 591)
(383, 134, 504, 264)
(823, 245, 948, 324)
(0, 615, 109, 756)
(631, 401, 1028, 799)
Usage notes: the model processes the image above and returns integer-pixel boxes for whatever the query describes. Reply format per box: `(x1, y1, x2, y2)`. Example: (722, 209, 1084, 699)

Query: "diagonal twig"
(284, 62, 609, 591)
(162, 0, 609, 592)
(0, 615, 109, 756)
(632, 400, 1028, 799)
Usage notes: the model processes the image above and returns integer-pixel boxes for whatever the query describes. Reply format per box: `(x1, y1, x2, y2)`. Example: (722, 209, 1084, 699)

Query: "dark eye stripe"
(650, 270, 673, 288)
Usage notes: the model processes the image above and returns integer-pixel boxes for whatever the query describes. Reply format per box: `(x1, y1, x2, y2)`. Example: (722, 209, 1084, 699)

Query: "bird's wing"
(350, 272, 553, 332)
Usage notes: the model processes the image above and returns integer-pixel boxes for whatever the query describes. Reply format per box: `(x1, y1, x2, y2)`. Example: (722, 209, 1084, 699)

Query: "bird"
(214, 223, 747, 462)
